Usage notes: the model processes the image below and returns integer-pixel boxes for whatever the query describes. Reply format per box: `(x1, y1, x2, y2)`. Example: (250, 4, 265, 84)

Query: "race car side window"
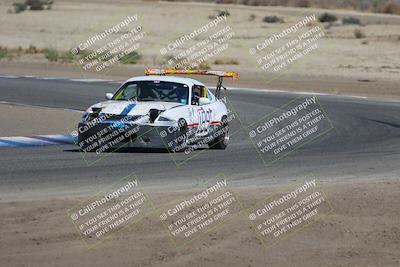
(206, 88, 215, 102)
(191, 85, 205, 105)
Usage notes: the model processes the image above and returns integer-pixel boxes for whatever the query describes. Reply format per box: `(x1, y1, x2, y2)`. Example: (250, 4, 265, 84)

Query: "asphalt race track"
(1, 77, 399, 200)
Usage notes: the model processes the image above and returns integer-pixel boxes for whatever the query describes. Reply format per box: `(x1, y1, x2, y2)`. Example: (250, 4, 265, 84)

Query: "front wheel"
(171, 118, 188, 152)
(208, 116, 229, 149)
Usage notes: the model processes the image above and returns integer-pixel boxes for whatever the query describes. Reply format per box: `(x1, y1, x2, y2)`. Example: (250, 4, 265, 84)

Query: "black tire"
(208, 116, 229, 149)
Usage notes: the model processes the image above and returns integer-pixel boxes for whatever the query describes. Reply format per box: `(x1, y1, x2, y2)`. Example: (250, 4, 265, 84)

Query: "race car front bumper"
(77, 121, 178, 152)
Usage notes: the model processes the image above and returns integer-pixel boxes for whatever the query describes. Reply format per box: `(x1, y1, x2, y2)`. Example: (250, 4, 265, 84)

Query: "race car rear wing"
(145, 69, 238, 98)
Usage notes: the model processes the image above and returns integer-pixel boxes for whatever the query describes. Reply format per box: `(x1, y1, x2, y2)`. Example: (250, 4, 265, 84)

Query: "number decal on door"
(197, 108, 212, 135)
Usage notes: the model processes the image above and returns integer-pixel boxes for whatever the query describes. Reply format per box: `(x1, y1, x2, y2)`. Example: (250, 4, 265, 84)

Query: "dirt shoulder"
(1, 1, 400, 101)
(1, 61, 400, 102)
(0, 103, 81, 136)
(0, 180, 398, 267)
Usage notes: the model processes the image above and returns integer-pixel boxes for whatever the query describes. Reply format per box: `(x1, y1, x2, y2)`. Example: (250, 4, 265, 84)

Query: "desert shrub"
(293, 0, 311, 8)
(46, 1, 53, 9)
(241, 0, 259, 5)
(76, 49, 111, 62)
(218, 10, 230, 17)
(16, 46, 23, 55)
(215, 0, 236, 4)
(199, 62, 211, 70)
(191, 62, 211, 70)
(0, 47, 9, 59)
(120, 51, 141, 64)
(12, 0, 53, 13)
(263, 15, 283, 23)
(211, 0, 398, 13)
(354, 29, 366, 39)
(382, 1, 400, 15)
(76, 49, 93, 58)
(95, 50, 113, 62)
(342, 16, 361, 24)
(26, 45, 39, 54)
(213, 58, 239, 65)
(26, 0, 44, 10)
(27, 0, 53, 10)
(209, 9, 230, 19)
(248, 14, 256, 21)
(318, 12, 338, 23)
(42, 48, 59, 62)
(12, 2, 27, 13)
(59, 51, 75, 62)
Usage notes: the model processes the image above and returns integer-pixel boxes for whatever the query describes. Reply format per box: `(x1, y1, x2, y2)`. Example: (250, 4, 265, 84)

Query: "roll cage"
(144, 69, 238, 99)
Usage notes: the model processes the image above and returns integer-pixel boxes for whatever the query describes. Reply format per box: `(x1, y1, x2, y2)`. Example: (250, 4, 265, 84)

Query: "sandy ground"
(0, 1, 399, 99)
(0, 103, 81, 136)
(0, 180, 399, 267)
(2, 61, 400, 102)
(0, 2, 399, 266)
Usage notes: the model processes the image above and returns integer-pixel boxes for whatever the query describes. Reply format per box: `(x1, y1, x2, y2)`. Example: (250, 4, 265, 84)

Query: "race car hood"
(87, 100, 183, 116)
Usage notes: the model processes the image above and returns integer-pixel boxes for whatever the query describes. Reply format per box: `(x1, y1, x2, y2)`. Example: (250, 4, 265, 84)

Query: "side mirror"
(105, 93, 113, 100)
(198, 97, 211, 106)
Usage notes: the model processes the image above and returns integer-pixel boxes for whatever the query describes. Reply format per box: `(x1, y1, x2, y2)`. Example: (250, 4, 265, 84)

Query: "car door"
(193, 86, 216, 139)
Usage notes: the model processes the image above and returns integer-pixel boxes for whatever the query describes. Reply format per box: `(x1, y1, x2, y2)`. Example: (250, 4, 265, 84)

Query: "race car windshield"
(112, 81, 189, 104)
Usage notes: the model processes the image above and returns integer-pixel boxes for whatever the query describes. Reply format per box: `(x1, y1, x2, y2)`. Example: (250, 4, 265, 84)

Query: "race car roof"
(125, 75, 205, 87)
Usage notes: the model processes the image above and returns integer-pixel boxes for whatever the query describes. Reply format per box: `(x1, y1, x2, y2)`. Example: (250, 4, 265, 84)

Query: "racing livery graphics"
(77, 69, 238, 153)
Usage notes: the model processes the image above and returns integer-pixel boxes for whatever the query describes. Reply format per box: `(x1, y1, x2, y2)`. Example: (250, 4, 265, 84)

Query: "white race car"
(77, 69, 238, 153)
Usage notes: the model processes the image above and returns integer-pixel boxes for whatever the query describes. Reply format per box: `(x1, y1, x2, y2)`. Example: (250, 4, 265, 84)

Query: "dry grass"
(169, 0, 400, 14)
(382, 1, 400, 15)
(213, 58, 239, 65)
(354, 29, 366, 39)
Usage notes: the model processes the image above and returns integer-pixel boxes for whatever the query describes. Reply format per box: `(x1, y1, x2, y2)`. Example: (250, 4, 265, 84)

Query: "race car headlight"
(158, 116, 173, 122)
(80, 111, 101, 122)
(80, 112, 89, 123)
